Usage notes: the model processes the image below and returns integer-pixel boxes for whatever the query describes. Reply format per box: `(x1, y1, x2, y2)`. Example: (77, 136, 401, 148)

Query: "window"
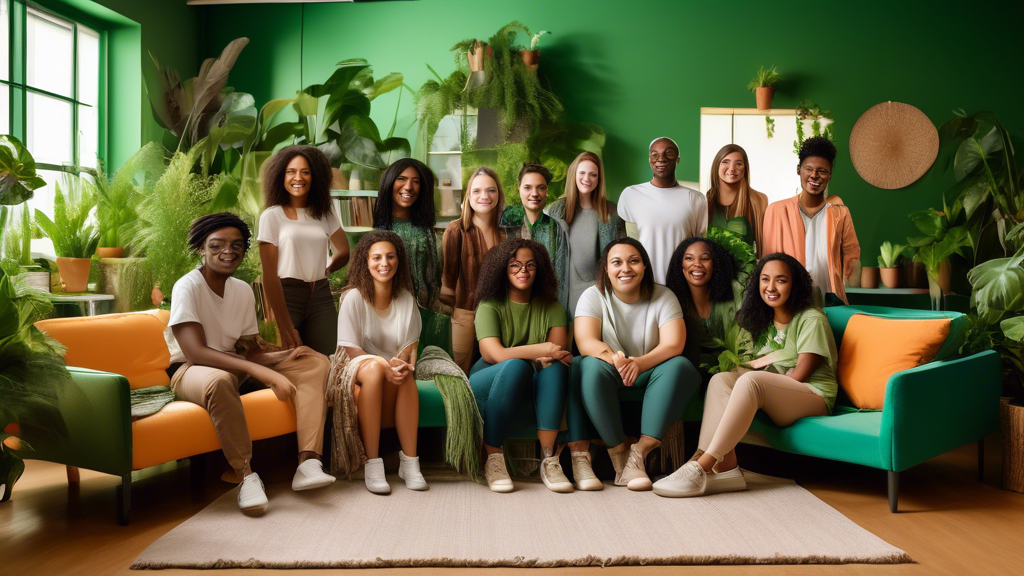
(2, 0, 104, 255)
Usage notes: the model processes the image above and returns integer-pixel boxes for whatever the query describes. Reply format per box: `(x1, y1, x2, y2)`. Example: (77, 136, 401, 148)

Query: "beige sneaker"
(571, 451, 604, 491)
(616, 445, 652, 491)
(540, 456, 574, 493)
(485, 452, 514, 493)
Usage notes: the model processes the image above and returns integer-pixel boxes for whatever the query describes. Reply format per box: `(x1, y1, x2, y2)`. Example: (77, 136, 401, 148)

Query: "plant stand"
(1003, 399, 1024, 493)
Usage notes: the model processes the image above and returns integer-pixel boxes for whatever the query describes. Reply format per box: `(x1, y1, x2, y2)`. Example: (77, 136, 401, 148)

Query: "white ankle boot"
(398, 451, 428, 491)
(364, 458, 391, 494)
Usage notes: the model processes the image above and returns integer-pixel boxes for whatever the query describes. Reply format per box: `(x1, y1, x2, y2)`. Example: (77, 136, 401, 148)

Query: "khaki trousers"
(171, 350, 330, 471)
(451, 307, 477, 375)
(698, 369, 827, 462)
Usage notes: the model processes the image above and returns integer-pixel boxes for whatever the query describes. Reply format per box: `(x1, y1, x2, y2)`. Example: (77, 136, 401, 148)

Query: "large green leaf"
(365, 72, 404, 101)
(1002, 316, 1024, 342)
(954, 125, 1003, 181)
(908, 208, 946, 238)
(959, 175, 992, 220)
(969, 251, 1024, 316)
(186, 38, 250, 145)
(207, 92, 257, 150)
(0, 136, 47, 206)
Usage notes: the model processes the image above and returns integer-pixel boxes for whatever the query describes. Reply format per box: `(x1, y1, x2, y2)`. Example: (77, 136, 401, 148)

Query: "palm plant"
(34, 174, 99, 259)
(94, 143, 167, 252)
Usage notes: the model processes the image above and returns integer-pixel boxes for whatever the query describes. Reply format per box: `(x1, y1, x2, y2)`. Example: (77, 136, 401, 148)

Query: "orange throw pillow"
(838, 315, 951, 410)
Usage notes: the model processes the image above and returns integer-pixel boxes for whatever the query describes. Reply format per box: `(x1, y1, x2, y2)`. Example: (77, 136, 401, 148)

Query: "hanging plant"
(793, 100, 834, 154)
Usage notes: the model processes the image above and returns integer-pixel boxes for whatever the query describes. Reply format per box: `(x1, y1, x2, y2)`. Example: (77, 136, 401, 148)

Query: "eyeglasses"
(206, 241, 247, 253)
(649, 149, 679, 161)
(801, 166, 832, 177)
(508, 260, 538, 273)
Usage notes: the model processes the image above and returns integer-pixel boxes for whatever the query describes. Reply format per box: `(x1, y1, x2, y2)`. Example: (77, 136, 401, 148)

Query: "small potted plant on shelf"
(521, 30, 549, 69)
(747, 66, 781, 110)
(877, 241, 908, 288)
(34, 176, 99, 293)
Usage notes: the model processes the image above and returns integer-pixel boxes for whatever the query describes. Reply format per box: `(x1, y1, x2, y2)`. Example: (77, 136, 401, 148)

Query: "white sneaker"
(398, 451, 428, 491)
(618, 445, 652, 491)
(653, 460, 707, 498)
(705, 466, 746, 495)
(364, 458, 391, 494)
(238, 472, 268, 513)
(571, 451, 604, 491)
(292, 458, 336, 491)
(540, 456, 574, 493)
(484, 452, 514, 493)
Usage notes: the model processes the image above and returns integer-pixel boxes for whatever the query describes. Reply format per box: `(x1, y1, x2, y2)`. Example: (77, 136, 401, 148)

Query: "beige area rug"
(132, 470, 911, 569)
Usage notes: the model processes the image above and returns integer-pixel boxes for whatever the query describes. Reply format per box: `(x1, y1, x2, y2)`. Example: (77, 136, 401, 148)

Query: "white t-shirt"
(800, 205, 830, 301)
(337, 288, 421, 359)
(575, 284, 683, 358)
(167, 269, 259, 363)
(257, 205, 343, 282)
(618, 181, 708, 284)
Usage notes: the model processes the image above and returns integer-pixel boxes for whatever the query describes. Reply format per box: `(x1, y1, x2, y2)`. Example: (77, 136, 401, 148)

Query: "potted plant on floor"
(0, 272, 71, 502)
(34, 175, 99, 293)
(747, 66, 781, 110)
(878, 241, 908, 288)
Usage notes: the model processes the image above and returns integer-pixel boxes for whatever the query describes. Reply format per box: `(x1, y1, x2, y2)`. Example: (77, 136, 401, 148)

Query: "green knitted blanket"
(415, 346, 484, 482)
(130, 386, 176, 420)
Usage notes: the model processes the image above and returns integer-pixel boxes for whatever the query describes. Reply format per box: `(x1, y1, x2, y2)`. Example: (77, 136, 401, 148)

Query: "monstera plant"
(0, 135, 47, 207)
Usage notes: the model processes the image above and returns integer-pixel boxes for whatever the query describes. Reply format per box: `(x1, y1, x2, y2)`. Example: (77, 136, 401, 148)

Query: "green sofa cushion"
(747, 406, 886, 470)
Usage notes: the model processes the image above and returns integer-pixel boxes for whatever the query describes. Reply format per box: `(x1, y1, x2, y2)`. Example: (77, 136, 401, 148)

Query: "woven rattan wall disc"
(849, 102, 938, 189)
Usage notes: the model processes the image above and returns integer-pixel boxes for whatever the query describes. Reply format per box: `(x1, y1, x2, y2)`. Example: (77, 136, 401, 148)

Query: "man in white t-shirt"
(168, 213, 335, 514)
(618, 137, 708, 284)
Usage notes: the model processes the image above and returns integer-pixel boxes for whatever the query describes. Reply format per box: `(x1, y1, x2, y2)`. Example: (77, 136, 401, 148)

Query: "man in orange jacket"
(762, 137, 860, 304)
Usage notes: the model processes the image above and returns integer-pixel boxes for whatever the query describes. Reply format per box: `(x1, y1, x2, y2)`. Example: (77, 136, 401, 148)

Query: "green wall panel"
(199, 0, 1024, 262)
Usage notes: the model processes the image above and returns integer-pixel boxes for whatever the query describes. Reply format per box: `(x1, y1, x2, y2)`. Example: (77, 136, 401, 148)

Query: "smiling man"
(500, 163, 570, 311)
(168, 212, 335, 515)
(762, 137, 860, 305)
(618, 137, 708, 285)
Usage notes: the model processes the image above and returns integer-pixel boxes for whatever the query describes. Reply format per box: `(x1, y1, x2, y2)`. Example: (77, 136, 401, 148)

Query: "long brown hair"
(261, 145, 335, 219)
(460, 166, 506, 230)
(706, 144, 763, 242)
(346, 230, 414, 303)
(563, 151, 610, 224)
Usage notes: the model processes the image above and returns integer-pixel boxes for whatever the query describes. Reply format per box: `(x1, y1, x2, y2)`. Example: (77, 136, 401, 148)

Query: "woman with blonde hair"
(441, 166, 507, 373)
(546, 152, 626, 316)
(706, 144, 768, 255)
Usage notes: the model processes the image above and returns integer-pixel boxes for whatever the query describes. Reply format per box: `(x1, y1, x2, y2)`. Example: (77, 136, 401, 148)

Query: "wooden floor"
(3, 433, 1023, 576)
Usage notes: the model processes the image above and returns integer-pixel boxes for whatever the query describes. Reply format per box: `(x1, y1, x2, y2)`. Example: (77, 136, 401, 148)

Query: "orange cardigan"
(762, 195, 861, 304)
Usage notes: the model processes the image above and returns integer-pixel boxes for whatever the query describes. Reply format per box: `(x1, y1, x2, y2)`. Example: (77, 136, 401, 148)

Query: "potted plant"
(521, 30, 550, 69)
(0, 272, 71, 502)
(878, 241, 908, 288)
(861, 265, 880, 289)
(747, 66, 781, 110)
(94, 145, 165, 259)
(34, 175, 100, 293)
(0, 135, 47, 206)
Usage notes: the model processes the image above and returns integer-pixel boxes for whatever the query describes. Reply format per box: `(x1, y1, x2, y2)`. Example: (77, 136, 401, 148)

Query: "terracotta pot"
(755, 87, 775, 110)
(96, 246, 123, 259)
(880, 267, 901, 289)
(1002, 399, 1024, 493)
(151, 284, 164, 307)
(521, 49, 539, 69)
(331, 168, 348, 191)
(55, 257, 92, 293)
(860, 266, 880, 289)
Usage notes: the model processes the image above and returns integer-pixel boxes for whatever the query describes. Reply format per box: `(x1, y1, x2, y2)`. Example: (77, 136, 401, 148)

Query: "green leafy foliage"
(94, 143, 167, 251)
(33, 175, 99, 259)
(877, 241, 909, 268)
(1, 205, 34, 275)
(793, 100, 834, 154)
(747, 65, 781, 91)
(702, 324, 754, 375)
(0, 135, 47, 206)
(968, 249, 1024, 318)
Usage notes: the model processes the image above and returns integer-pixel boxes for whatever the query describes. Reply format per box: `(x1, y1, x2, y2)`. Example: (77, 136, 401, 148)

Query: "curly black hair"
(261, 145, 335, 220)
(474, 238, 558, 307)
(596, 237, 655, 301)
(346, 230, 414, 303)
(187, 212, 251, 254)
(736, 253, 815, 339)
(798, 136, 838, 168)
(665, 237, 737, 318)
(373, 158, 436, 229)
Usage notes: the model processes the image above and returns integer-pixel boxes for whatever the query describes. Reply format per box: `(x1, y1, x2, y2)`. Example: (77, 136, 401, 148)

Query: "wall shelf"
(331, 190, 377, 198)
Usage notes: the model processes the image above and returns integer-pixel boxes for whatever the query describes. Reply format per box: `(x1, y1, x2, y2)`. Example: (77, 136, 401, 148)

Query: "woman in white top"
(258, 146, 350, 355)
(567, 237, 701, 491)
(336, 230, 425, 494)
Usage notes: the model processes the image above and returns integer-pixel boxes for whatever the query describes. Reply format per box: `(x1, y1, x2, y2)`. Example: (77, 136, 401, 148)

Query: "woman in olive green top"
(654, 253, 837, 498)
(470, 238, 572, 493)
(706, 144, 768, 256)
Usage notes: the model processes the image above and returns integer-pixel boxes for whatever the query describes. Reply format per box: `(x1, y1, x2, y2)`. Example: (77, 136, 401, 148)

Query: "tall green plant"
(1, 205, 34, 276)
(0, 135, 47, 206)
(34, 175, 99, 259)
(94, 143, 167, 251)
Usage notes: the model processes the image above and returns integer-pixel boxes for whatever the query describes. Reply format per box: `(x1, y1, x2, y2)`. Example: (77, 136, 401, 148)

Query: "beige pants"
(451, 307, 477, 375)
(698, 369, 827, 462)
(171, 350, 330, 471)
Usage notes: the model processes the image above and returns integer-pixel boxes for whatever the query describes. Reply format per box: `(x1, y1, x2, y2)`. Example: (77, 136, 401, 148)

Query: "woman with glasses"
(469, 238, 572, 493)
(762, 137, 860, 305)
(617, 137, 707, 284)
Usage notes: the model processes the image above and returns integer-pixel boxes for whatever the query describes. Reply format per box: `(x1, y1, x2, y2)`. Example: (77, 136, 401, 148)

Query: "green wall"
(199, 0, 1024, 262)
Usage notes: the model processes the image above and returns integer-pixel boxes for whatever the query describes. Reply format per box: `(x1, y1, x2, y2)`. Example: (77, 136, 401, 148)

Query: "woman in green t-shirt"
(471, 238, 572, 493)
(654, 253, 837, 498)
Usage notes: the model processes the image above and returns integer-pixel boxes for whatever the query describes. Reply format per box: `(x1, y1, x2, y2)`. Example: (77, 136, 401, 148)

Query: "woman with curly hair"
(335, 230, 426, 494)
(470, 238, 572, 493)
(706, 144, 768, 255)
(653, 253, 838, 498)
(373, 158, 443, 312)
(665, 236, 740, 368)
(567, 237, 700, 491)
(441, 166, 507, 373)
(258, 145, 350, 355)
(546, 152, 626, 316)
